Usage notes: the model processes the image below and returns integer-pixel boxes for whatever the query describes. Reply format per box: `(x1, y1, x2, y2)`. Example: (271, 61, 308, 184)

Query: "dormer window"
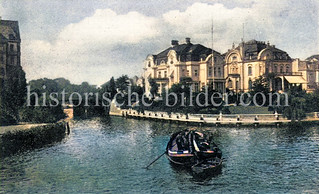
(9, 34, 15, 40)
(232, 56, 237, 61)
(148, 61, 151, 67)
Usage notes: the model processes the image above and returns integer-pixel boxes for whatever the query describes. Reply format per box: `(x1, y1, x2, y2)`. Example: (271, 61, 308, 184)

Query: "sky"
(1, 0, 318, 85)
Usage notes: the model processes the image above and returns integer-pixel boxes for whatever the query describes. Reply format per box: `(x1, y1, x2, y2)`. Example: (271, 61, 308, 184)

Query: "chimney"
(185, 37, 191, 44)
(171, 40, 179, 46)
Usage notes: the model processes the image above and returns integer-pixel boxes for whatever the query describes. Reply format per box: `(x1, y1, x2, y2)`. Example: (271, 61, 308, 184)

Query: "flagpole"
(211, 19, 215, 90)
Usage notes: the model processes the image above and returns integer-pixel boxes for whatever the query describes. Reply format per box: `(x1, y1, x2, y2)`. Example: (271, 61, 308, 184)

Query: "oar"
(144, 152, 166, 169)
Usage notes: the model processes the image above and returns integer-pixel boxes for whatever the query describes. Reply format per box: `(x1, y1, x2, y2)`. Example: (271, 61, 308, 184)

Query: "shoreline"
(110, 108, 319, 127)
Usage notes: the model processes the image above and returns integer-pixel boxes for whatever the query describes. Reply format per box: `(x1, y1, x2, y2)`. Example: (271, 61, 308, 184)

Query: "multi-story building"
(142, 38, 316, 94)
(0, 18, 21, 79)
(143, 38, 225, 94)
(224, 39, 308, 92)
(292, 55, 319, 92)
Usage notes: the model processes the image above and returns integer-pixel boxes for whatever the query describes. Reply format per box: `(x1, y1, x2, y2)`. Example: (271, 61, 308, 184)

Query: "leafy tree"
(116, 75, 130, 93)
(149, 78, 158, 98)
(0, 65, 27, 125)
(250, 76, 270, 106)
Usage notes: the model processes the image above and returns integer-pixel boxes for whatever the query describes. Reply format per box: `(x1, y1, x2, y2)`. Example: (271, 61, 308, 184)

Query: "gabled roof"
(0, 19, 20, 42)
(154, 42, 220, 65)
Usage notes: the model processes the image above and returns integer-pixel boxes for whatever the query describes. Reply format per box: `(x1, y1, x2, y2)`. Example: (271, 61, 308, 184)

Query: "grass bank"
(0, 122, 68, 157)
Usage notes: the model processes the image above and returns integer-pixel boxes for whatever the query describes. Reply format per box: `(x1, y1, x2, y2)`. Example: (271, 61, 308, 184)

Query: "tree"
(116, 75, 130, 93)
(250, 76, 270, 106)
(0, 65, 27, 125)
(149, 78, 158, 98)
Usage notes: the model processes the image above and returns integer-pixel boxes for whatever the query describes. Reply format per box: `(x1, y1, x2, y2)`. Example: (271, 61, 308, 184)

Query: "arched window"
(274, 64, 277, 72)
(148, 61, 151, 67)
(248, 66, 252, 76)
(286, 65, 289, 73)
(280, 65, 283, 73)
(228, 79, 233, 88)
(249, 79, 253, 90)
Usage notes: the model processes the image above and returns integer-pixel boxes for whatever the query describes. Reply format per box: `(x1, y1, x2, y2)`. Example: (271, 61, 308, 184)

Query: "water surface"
(1, 117, 319, 193)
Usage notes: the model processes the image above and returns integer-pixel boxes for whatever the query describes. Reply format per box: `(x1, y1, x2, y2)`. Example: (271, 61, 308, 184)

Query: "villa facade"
(142, 38, 318, 94)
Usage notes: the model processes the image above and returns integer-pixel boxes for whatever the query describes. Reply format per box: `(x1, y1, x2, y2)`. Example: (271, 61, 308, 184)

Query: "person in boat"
(193, 131, 210, 151)
(176, 131, 190, 151)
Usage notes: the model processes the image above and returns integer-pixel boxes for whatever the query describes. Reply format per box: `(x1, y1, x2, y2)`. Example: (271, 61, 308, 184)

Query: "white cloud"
(19, 1, 318, 85)
(22, 9, 160, 85)
(161, 1, 318, 56)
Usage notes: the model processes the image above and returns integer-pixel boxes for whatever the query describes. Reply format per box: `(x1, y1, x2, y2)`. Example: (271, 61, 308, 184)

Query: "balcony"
(266, 72, 303, 76)
(274, 72, 302, 76)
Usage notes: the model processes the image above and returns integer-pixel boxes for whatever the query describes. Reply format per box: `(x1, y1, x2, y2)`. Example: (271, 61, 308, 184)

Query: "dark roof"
(306, 54, 319, 61)
(154, 42, 220, 65)
(231, 39, 291, 61)
(0, 19, 20, 42)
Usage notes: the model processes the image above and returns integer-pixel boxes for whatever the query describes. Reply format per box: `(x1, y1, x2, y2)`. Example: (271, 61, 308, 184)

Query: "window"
(10, 44, 14, 52)
(158, 71, 161, 78)
(248, 66, 252, 76)
(214, 57, 217, 62)
(208, 67, 212, 76)
(10, 56, 14, 65)
(194, 70, 198, 76)
(249, 79, 253, 90)
(232, 56, 237, 61)
(218, 67, 221, 77)
(280, 65, 283, 73)
(274, 64, 277, 72)
(186, 70, 190, 76)
(0, 55, 4, 64)
(148, 62, 151, 67)
(286, 65, 289, 73)
(9, 34, 15, 40)
(164, 71, 167, 77)
(228, 79, 233, 88)
(194, 83, 199, 92)
(214, 67, 216, 76)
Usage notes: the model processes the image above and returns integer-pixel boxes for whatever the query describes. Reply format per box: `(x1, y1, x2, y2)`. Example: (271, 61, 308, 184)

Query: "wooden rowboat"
(166, 130, 222, 167)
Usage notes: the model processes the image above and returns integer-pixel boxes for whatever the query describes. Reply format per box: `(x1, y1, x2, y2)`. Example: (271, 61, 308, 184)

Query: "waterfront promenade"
(110, 109, 290, 126)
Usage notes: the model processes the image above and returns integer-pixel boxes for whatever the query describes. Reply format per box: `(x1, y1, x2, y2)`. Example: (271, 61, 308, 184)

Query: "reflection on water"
(0, 117, 318, 193)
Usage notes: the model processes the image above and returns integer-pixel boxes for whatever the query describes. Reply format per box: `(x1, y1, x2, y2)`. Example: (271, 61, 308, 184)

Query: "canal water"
(1, 117, 319, 193)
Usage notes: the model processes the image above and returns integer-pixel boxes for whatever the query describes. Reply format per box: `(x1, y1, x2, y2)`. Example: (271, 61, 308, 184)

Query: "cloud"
(162, 1, 318, 56)
(16, 0, 319, 85)
(22, 9, 160, 85)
